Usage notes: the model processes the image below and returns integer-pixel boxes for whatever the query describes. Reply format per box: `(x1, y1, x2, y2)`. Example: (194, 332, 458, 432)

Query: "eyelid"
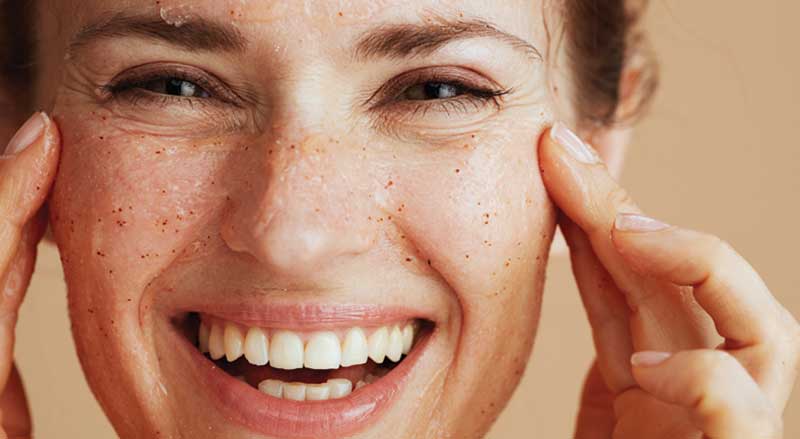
(365, 65, 509, 110)
(102, 62, 245, 106)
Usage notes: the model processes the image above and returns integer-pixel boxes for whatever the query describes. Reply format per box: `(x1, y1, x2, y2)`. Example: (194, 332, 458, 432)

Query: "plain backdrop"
(14, 1, 800, 437)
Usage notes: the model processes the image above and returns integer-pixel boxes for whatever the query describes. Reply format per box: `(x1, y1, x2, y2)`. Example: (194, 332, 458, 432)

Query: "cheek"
(50, 112, 237, 294)
(380, 125, 553, 301)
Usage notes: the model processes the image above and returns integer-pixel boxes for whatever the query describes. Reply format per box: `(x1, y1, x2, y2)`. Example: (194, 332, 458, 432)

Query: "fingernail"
(550, 122, 600, 164)
(631, 351, 672, 367)
(5, 112, 47, 156)
(615, 213, 670, 232)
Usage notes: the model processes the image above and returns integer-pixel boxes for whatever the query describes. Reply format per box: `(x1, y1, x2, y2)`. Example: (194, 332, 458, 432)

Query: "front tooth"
(283, 382, 306, 401)
(305, 332, 342, 369)
(305, 384, 331, 401)
(244, 327, 269, 366)
(386, 325, 404, 362)
(327, 379, 353, 399)
(258, 379, 283, 398)
(224, 323, 244, 362)
(341, 327, 369, 367)
(270, 331, 304, 369)
(198, 321, 210, 353)
(368, 326, 389, 363)
(401, 324, 414, 354)
(208, 323, 225, 360)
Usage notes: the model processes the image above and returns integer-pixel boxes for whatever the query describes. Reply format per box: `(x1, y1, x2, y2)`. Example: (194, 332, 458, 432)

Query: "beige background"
(14, 1, 800, 437)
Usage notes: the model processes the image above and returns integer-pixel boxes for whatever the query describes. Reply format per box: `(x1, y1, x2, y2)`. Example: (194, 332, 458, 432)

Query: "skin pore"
(30, 0, 582, 437)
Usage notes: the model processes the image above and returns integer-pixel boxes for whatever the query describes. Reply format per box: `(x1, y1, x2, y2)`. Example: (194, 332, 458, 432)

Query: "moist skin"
(40, 0, 560, 437)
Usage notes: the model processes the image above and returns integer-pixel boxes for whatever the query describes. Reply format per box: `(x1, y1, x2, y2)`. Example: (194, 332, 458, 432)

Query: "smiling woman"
(1, 1, 798, 439)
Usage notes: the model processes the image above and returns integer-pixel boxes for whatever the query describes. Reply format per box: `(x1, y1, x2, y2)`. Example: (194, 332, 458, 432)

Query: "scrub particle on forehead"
(160, 7, 191, 27)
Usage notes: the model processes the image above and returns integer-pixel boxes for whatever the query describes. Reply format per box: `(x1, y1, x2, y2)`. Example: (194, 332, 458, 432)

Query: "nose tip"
(219, 135, 376, 276)
(226, 210, 373, 276)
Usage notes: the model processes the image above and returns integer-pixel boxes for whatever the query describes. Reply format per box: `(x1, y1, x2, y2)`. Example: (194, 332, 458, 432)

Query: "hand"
(0, 113, 60, 438)
(539, 123, 800, 439)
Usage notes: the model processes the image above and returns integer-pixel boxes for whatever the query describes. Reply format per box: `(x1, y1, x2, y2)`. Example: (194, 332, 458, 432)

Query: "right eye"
(138, 78, 211, 98)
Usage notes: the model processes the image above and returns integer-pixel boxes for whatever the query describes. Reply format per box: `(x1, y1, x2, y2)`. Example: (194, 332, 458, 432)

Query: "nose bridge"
(221, 132, 375, 275)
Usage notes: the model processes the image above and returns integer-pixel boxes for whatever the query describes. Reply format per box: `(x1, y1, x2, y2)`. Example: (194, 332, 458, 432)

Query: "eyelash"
(103, 66, 510, 116)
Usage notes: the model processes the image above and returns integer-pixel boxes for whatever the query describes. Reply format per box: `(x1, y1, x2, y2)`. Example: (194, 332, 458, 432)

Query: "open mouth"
(187, 313, 427, 401)
(173, 308, 435, 438)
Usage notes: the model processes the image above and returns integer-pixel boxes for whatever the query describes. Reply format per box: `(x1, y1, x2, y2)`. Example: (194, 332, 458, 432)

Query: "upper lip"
(166, 294, 440, 331)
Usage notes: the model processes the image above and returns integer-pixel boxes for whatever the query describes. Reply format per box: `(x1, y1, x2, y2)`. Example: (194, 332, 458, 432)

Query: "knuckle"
(694, 350, 734, 380)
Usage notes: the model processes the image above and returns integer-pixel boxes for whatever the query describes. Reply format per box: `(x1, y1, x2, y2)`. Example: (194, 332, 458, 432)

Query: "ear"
(587, 125, 633, 180)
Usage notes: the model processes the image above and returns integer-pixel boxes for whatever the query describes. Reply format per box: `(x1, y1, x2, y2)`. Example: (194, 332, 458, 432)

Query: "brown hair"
(0, 0, 36, 111)
(0, 0, 656, 125)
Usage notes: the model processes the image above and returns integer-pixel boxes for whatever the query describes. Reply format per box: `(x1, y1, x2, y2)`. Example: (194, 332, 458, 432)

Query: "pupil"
(165, 78, 186, 96)
(424, 82, 459, 99)
(163, 78, 203, 97)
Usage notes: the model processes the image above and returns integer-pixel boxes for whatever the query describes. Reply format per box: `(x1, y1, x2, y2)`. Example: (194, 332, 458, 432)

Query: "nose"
(220, 133, 375, 277)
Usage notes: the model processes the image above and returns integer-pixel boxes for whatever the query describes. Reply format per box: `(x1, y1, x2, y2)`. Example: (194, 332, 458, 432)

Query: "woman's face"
(39, 0, 561, 437)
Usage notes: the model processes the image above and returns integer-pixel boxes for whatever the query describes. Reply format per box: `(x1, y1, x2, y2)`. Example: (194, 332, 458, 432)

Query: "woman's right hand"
(0, 112, 60, 439)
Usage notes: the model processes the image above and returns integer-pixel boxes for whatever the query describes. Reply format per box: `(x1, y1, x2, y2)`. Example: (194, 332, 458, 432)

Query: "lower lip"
(175, 322, 431, 439)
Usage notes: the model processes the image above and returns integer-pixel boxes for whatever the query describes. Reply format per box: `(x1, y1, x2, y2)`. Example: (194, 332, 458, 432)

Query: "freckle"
(455, 168, 460, 173)
(465, 254, 470, 259)
(35, 185, 40, 191)
(405, 257, 411, 262)
(337, 11, 343, 16)
(400, 234, 405, 239)
(290, 144, 296, 149)
(269, 149, 273, 155)
(368, 216, 372, 220)
(427, 259, 432, 266)
(384, 180, 394, 189)
(109, 270, 114, 274)
(99, 136, 104, 140)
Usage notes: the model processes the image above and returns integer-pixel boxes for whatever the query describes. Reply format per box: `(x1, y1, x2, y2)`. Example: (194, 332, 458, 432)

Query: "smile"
(173, 306, 435, 438)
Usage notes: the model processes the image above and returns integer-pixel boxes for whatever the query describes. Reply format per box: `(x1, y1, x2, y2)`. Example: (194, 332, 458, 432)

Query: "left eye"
(142, 78, 211, 98)
(402, 82, 464, 100)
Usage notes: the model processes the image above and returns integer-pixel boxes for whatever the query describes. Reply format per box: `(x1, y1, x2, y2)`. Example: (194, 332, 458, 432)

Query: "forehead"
(51, 0, 545, 51)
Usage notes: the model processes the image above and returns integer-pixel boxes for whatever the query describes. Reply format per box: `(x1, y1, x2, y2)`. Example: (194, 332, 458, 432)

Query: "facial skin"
(34, 0, 574, 437)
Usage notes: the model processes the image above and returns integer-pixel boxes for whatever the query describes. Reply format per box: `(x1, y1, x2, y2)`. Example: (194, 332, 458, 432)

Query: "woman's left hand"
(539, 124, 800, 439)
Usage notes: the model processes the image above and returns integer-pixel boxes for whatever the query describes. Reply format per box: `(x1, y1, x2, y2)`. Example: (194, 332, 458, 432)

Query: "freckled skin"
(39, 0, 566, 437)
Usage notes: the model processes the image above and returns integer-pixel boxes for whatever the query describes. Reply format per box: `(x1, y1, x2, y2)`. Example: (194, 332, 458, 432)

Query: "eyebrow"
(69, 13, 541, 63)
(69, 12, 248, 53)
(354, 18, 543, 62)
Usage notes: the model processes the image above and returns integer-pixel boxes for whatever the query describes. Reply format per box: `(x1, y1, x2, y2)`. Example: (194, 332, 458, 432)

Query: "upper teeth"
(198, 317, 418, 370)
